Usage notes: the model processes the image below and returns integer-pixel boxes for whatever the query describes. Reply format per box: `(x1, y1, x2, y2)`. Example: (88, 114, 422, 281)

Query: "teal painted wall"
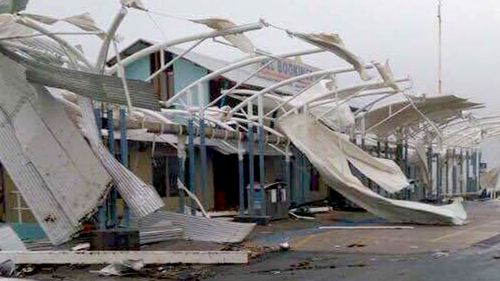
(173, 57, 209, 107)
(124, 57, 151, 81)
(8, 223, 46, 241)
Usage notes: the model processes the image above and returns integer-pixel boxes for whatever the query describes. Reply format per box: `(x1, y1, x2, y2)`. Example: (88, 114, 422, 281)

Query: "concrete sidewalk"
(249, 200, 500, 255)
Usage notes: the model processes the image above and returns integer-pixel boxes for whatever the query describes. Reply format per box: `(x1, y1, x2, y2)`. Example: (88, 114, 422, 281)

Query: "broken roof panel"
(361, 95, 482, 137)
(280, 114, 467, 225)
(0, 53, 112, 244)
(139, 211, 255, 243)
(26, 64, 160, 110)
(0, 108, 77, 244)
(190, 18, 255, 54)
(0, 47, 159, 111)
(77, 97, 165, 217)
(0, 52, 156, 113)
(0, 225, 27, 251)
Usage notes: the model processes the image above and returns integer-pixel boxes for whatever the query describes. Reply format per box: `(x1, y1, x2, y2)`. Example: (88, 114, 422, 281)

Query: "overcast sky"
(24, 0, 500, 167)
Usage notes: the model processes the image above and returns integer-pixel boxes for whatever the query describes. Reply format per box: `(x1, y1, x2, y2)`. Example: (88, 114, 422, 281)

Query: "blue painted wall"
(173, 57, 209, 107)
(124, 57, 151, 81)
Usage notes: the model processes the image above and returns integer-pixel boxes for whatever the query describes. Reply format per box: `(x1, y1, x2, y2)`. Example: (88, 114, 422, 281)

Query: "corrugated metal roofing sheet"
(362, 95, 483, 137)
(139, 211, 255, 243)
(26, 65, 160, 111)
(0, 107, 76, 244)
(0, 53, 112, 245)
(77, 97, 165, 217)
(0, 46, 159, 111)
(0, 225, 27, 251)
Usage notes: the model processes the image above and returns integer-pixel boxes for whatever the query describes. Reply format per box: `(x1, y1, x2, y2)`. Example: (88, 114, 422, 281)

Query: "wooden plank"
(0, 251, 249, 264)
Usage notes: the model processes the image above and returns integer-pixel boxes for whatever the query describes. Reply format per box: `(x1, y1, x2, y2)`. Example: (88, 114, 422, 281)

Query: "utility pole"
(438, 0, 443, 95)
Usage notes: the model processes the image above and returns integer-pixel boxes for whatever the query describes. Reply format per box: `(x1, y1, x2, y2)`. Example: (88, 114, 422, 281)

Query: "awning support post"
(445, 150, 449, 196)
(285, 144, 292, 204)
(247, 103, 255, 215)
(199, 111, 208, 209)
(177, 135, 187, 213)
(257, 94, 266, 216)
(238, 132, 245, 216)
(187, 112, 196, 215)
(427, 146, 433, 199)
(478, 150, 482, 192)
(436, 152, 441, 198)
(94, 107, 106, 230)
(107, 106, 117, 227)
(119, 108, 130, 227)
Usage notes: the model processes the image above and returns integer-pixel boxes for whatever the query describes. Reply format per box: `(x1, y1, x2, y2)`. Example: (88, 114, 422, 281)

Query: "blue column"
(465, 150, 470, 193)
(404, 141, 409, 177)
(377, 141, 381, 157)
(436, 153, 441, 198)
(199, 114, 208, 209)
(384, 141, 389, 159)
(107, 107, 117, 227)
(94, 107, 106, 230)
(445, 152, 449, 195)
(258, 125, 266, 216)
(458, 150, 463, 194)
(119, 108, 130, 227)
(285, 150, 291, 205)
(476, 150, 480, 191)
(291, 150, 298, 203)
(427, 146, 432, 198)
(472, 150, 478, 192)
(299, 153, 305, 204)
(177, 136, 186, 214)
(247, 126, 255, 215)
(303, 158, 310, 203)
(187, 114, 196, 215)
(238, 134, 245, 216)
(376, 141, 381, 194)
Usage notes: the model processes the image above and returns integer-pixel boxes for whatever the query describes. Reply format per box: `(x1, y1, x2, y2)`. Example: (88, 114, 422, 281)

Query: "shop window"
(152, 156, 179, 197)
(310, 168, 320, 192)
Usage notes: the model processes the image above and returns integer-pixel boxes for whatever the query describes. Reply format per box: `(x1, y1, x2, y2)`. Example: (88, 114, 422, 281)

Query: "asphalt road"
(209, 246, 500, 281)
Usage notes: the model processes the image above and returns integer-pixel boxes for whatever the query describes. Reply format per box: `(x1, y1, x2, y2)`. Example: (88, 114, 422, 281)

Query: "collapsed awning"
(361, 95, 482, 137)
(0, 53, 112, 245)
(0, 47, 160, 111)
(279, 114, 467, 225)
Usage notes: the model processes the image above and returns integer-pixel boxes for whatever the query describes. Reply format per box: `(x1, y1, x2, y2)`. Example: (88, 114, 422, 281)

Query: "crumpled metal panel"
(140, 220, 184, 244)
(6, 47, 165, 218)
(23, 57, 159, 111)
(0, 109, 76, 244)
(77, 96, 165, 217)
(139, 211, 255, 243)
(0, 225, 27, 251)
(0, 47, 163, 220)
(0, 53, 112, 244)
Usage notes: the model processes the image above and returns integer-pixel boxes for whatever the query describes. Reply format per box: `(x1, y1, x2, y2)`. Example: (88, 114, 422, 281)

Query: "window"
(152, 156, 179, 198)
